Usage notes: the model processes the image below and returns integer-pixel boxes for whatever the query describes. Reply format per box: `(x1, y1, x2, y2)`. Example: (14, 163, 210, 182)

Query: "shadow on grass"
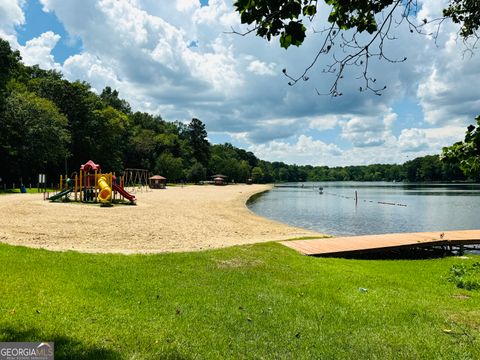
(0, 327, 119, 360)
(1, 327, 192, 360)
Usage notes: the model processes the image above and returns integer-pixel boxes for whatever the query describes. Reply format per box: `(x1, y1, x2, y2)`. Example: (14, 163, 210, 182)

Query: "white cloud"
(193, 0, 235, 27)
(417, 51, 480, 126)
(340, 110, 397, 148)
(414, 0, 480, 128)
(398, 128, 429, 152)
(37, 0, 244, 99)
(308, 115, 339, 131)
(4, 0, 478, 166)
(19, 31, 61, 70)
(183, 37, 244, 94)
(176, 0, 200, 12)
(249, 135, 342, 165)
(62, 53, 120, 92)
(0, 0, 24, 29)
(247, 60, 276, 76)
(422, 125, 467, 149)
(0, 0, 24, 45)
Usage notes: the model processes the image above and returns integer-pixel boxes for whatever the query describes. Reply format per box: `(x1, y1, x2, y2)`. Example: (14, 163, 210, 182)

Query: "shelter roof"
(149, 175, 166, 180)
(210, 174, 227, 178)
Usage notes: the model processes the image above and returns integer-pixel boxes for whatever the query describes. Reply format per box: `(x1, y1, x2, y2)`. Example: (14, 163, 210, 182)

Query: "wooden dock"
(281, 230, 480, 256)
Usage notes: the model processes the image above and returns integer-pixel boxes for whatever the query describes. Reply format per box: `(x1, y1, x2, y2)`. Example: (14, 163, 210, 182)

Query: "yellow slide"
(97, 175, 112, 202)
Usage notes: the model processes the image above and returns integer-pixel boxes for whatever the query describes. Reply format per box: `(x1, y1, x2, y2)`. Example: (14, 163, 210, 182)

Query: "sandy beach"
(0, 184, 322, 254)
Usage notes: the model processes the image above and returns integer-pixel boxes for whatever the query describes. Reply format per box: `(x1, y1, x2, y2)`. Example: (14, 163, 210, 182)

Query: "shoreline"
(0, 184, 324, 254)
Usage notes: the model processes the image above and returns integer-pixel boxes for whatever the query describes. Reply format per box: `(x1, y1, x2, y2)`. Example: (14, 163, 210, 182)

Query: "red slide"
(112, 183, 136, 202)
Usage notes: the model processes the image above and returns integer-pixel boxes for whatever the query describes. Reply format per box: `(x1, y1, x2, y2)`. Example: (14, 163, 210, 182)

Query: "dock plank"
(281, 230, 480, 256)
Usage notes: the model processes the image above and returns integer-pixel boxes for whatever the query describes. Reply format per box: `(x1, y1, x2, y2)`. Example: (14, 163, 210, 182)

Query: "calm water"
(247, 182, 480, 236)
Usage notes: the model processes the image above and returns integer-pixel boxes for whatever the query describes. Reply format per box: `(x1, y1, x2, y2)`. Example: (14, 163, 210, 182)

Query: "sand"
(0, 185, 322, 254)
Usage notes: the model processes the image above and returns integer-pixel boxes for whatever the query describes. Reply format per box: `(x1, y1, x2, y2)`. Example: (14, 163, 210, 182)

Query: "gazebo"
(210, 174, 227, 186)
(149, 175, 167, 189)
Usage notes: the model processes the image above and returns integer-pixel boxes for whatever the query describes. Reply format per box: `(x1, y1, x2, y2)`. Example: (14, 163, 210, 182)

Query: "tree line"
(0, 38, 476, 186)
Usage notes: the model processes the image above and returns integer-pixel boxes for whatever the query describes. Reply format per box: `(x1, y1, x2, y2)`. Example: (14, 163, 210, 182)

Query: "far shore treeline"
(0, 38, 476, 186)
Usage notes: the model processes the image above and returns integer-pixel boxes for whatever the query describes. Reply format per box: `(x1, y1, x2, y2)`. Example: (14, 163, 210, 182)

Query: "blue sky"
(1, 0, 479, 166)
(15, 0, 78, 62)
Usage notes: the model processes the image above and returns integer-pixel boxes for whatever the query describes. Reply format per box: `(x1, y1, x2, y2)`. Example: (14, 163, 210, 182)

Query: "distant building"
(210, 174, 227, 186)
(149, 175, 167, 189)
(213, 177, 225, 186)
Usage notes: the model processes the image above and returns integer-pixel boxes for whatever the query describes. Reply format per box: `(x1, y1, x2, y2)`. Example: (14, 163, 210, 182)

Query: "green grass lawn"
(0, 242, 479, 359)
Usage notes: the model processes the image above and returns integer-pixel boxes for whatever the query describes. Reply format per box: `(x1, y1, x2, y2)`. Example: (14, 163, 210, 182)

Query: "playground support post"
(74, 175, 78, 201)
(79, 170, 83, 202)
(94, 169, 98, 202)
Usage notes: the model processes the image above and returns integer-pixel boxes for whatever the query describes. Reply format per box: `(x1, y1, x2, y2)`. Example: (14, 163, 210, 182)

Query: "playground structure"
(48, 160, 136, 205)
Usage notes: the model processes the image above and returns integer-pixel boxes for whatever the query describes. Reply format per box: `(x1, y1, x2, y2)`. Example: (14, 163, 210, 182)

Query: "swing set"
(123, 168, 151, 193)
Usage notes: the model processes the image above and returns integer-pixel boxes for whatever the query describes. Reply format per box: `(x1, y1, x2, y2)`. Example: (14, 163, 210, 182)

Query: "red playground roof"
(80, 160, 101, 172)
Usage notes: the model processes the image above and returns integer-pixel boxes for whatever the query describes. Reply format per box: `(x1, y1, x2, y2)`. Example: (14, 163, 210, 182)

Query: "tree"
(185, 118, 210, 166)
(251, 166, 264, 183)
(91, 106, 130, 173)
(130, 112, 165, 133)
(0, 38, 21, 108)
(187, 162, 207, 183)
(126, 112, 170, 169)
(417, 155, 442, 181)
(0, 89, 70, 182)
(128, 128, 158, 169)
(442, 115, 480, 179)
(278, 167, 290, 182)
(443, 0, 480, 38)
(235, 148, 259, 168)
(233, 0, 479, 96)
(209, 143, 253, 182)
(237, 160, 251, 183)
(27, 76, 103, 169)
(155, 153, 184, 182)
(100, 86, 131, 114)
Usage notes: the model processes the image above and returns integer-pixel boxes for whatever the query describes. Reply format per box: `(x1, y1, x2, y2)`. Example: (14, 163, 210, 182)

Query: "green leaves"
(186, 118, 210, 166)
(443, 0, 480, 38)
(234, 0, 312, 48)
(448, 262, 480, 291)
(235, 0, 479, 50)
(302, 5, 317, 17)
(2, 89, 71, 177)
(326, 0, 390, 33)
(280, 21, 307, 48)
(233, 0, 401, 49)
(442, 115, 480, 179)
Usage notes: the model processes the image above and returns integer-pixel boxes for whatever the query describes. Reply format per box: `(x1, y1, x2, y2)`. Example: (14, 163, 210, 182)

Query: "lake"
(247, 182, 480, 236)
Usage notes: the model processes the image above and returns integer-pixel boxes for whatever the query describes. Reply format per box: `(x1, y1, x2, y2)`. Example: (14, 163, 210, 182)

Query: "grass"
(282, 236, 332, 241)
(0, 242, 479, 359)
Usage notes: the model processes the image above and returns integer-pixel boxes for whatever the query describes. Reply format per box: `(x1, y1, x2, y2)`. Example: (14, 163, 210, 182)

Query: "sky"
(1, 0, 479, 166)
